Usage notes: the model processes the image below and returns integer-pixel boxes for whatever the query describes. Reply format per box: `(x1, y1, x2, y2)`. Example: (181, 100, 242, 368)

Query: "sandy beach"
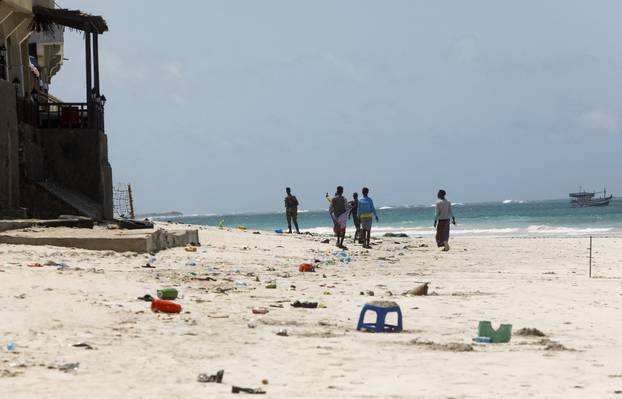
(1, 226, 622, 398)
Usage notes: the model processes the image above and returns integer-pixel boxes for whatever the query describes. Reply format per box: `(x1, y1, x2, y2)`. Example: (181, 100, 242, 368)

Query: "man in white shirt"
(434, 189, 456, 251)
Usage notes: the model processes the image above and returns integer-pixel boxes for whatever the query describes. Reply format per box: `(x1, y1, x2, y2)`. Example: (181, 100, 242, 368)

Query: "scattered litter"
(298, 263, 315, 272)
(472, 336, 492, 343)
(198, 369, 224, 383)
(265, 283, 277, 289)
(231, 386, 266, 394)
(478, 321, 512, 343)
(150, 299, 182, 314)
(72, 342, 94, 350)
(14, 294, 26, 299)
(274, 229, 283, 234)
(237, 225, 248, 231)
(261, 379, 269, 385)
(404, 282, 429, 296)
(157, 288, 178, 300)
(192, 276, 217, 282)
(247, 321, 257, 329)
(252, 307, 269, 315)
(276, 329, 288, 336)
(59, 362, 80, 372)
(137, 294, 154, 302)
(185, 246, 197, 253)
(320, 239, 330, 244)
(290, 301, 318, 309)
(27, 263, 43, 268)
(6, 343, 16, 352)
(141, 264, 156, 269)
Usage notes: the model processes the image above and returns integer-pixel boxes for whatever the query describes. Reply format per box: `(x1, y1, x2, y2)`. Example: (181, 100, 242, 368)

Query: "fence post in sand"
(128, 184, 135, 220)
(589, 235, 592, 278)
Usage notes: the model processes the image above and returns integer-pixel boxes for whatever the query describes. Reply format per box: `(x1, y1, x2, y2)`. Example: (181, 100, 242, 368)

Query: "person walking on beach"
(284, 187, 300, 234)
(434, 189, 456, 251)
(349, 192, 361, 243)
(327, 186, 349, 249)
(357, 187, 379, 249)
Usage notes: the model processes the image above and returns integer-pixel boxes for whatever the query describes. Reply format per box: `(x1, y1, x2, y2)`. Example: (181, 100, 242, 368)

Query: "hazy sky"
(53, 1, 622, 214)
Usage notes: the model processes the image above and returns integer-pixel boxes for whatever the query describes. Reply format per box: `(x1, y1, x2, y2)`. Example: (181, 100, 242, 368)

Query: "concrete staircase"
(37, 181, 104, 220)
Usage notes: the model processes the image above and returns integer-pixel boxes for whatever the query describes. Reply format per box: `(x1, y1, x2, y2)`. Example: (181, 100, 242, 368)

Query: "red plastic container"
(151, 299, 182, 314)
(299, 263, 315, 272)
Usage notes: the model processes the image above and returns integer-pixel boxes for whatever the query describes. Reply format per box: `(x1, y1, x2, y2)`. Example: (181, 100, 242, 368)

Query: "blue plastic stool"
(356, 301, 403, 333)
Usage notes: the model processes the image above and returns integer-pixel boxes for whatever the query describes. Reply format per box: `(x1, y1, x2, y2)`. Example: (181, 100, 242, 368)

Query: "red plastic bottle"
(299, 263, 315, 272)
(151, 299, 182, 314)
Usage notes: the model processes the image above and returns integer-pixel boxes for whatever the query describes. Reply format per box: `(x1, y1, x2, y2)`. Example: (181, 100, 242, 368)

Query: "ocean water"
(168, 198, 622, 237)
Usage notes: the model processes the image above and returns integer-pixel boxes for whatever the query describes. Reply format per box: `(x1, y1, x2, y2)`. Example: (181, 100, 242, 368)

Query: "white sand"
(1, 226, 622, 398)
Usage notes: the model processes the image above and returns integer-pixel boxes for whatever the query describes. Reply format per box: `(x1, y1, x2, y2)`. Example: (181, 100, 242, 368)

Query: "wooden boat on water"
(569, 188, 612, 207)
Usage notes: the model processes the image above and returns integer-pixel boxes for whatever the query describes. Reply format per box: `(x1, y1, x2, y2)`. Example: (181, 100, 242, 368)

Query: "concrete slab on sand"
(0, 226, 199, 253)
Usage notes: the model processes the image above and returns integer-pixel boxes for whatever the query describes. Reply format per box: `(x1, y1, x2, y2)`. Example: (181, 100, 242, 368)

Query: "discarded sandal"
(290, 300, 318, 309)
(198, 369, 224, 383)
(231, 386, 266, 394)
(137, 294, 154, 302)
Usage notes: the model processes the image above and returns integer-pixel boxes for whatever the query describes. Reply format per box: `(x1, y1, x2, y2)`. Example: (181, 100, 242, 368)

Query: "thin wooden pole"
(85, 32, 92, 101)
(128, 184, 135, 219)
(589, 235, 592, 278)
(93, 33, 100, 95)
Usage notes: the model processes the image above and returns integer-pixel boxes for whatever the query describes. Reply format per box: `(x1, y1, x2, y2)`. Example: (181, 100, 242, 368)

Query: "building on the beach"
(0, 0, 113, 220)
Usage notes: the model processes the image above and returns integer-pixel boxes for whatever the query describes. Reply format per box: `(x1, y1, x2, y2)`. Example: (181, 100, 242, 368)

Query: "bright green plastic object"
(478, 321, 512, 343)
(157, 288, 178, 300)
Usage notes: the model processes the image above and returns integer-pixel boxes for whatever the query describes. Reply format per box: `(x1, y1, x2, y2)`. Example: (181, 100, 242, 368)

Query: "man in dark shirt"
(328, 186, 349, 249)
(349, 192, 361, 244)
(284, 187, 300, 234)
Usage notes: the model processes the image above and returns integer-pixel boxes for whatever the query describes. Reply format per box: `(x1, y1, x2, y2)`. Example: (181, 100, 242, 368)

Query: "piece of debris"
(276, 329, 288, 336)
(59, 362, 80, 372)
(198, 369, 224, 383)
(137, 294, 154, 302)
(231, 386, 266, 394)
(72, 343, 94, 350)
(320, 239, 330, 244)
(290, 301, 318, 309)
(404, 282, 429, 296)
(252, 307, 269, 315)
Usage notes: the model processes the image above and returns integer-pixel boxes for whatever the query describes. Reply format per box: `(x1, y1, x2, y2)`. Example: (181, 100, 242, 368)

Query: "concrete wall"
(0, 80, 19, 210)
(41, 128, 102, 202)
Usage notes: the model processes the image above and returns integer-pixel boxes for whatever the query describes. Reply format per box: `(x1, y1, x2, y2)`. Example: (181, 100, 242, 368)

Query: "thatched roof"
(31, 6, 108, 34)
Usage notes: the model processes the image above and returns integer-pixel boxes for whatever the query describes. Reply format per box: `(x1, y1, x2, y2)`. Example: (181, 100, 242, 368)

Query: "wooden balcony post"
(93, 33, 100, 96)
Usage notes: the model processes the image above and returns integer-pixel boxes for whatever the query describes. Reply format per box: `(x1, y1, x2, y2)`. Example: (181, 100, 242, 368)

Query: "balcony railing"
(15, 96, 105, 131)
